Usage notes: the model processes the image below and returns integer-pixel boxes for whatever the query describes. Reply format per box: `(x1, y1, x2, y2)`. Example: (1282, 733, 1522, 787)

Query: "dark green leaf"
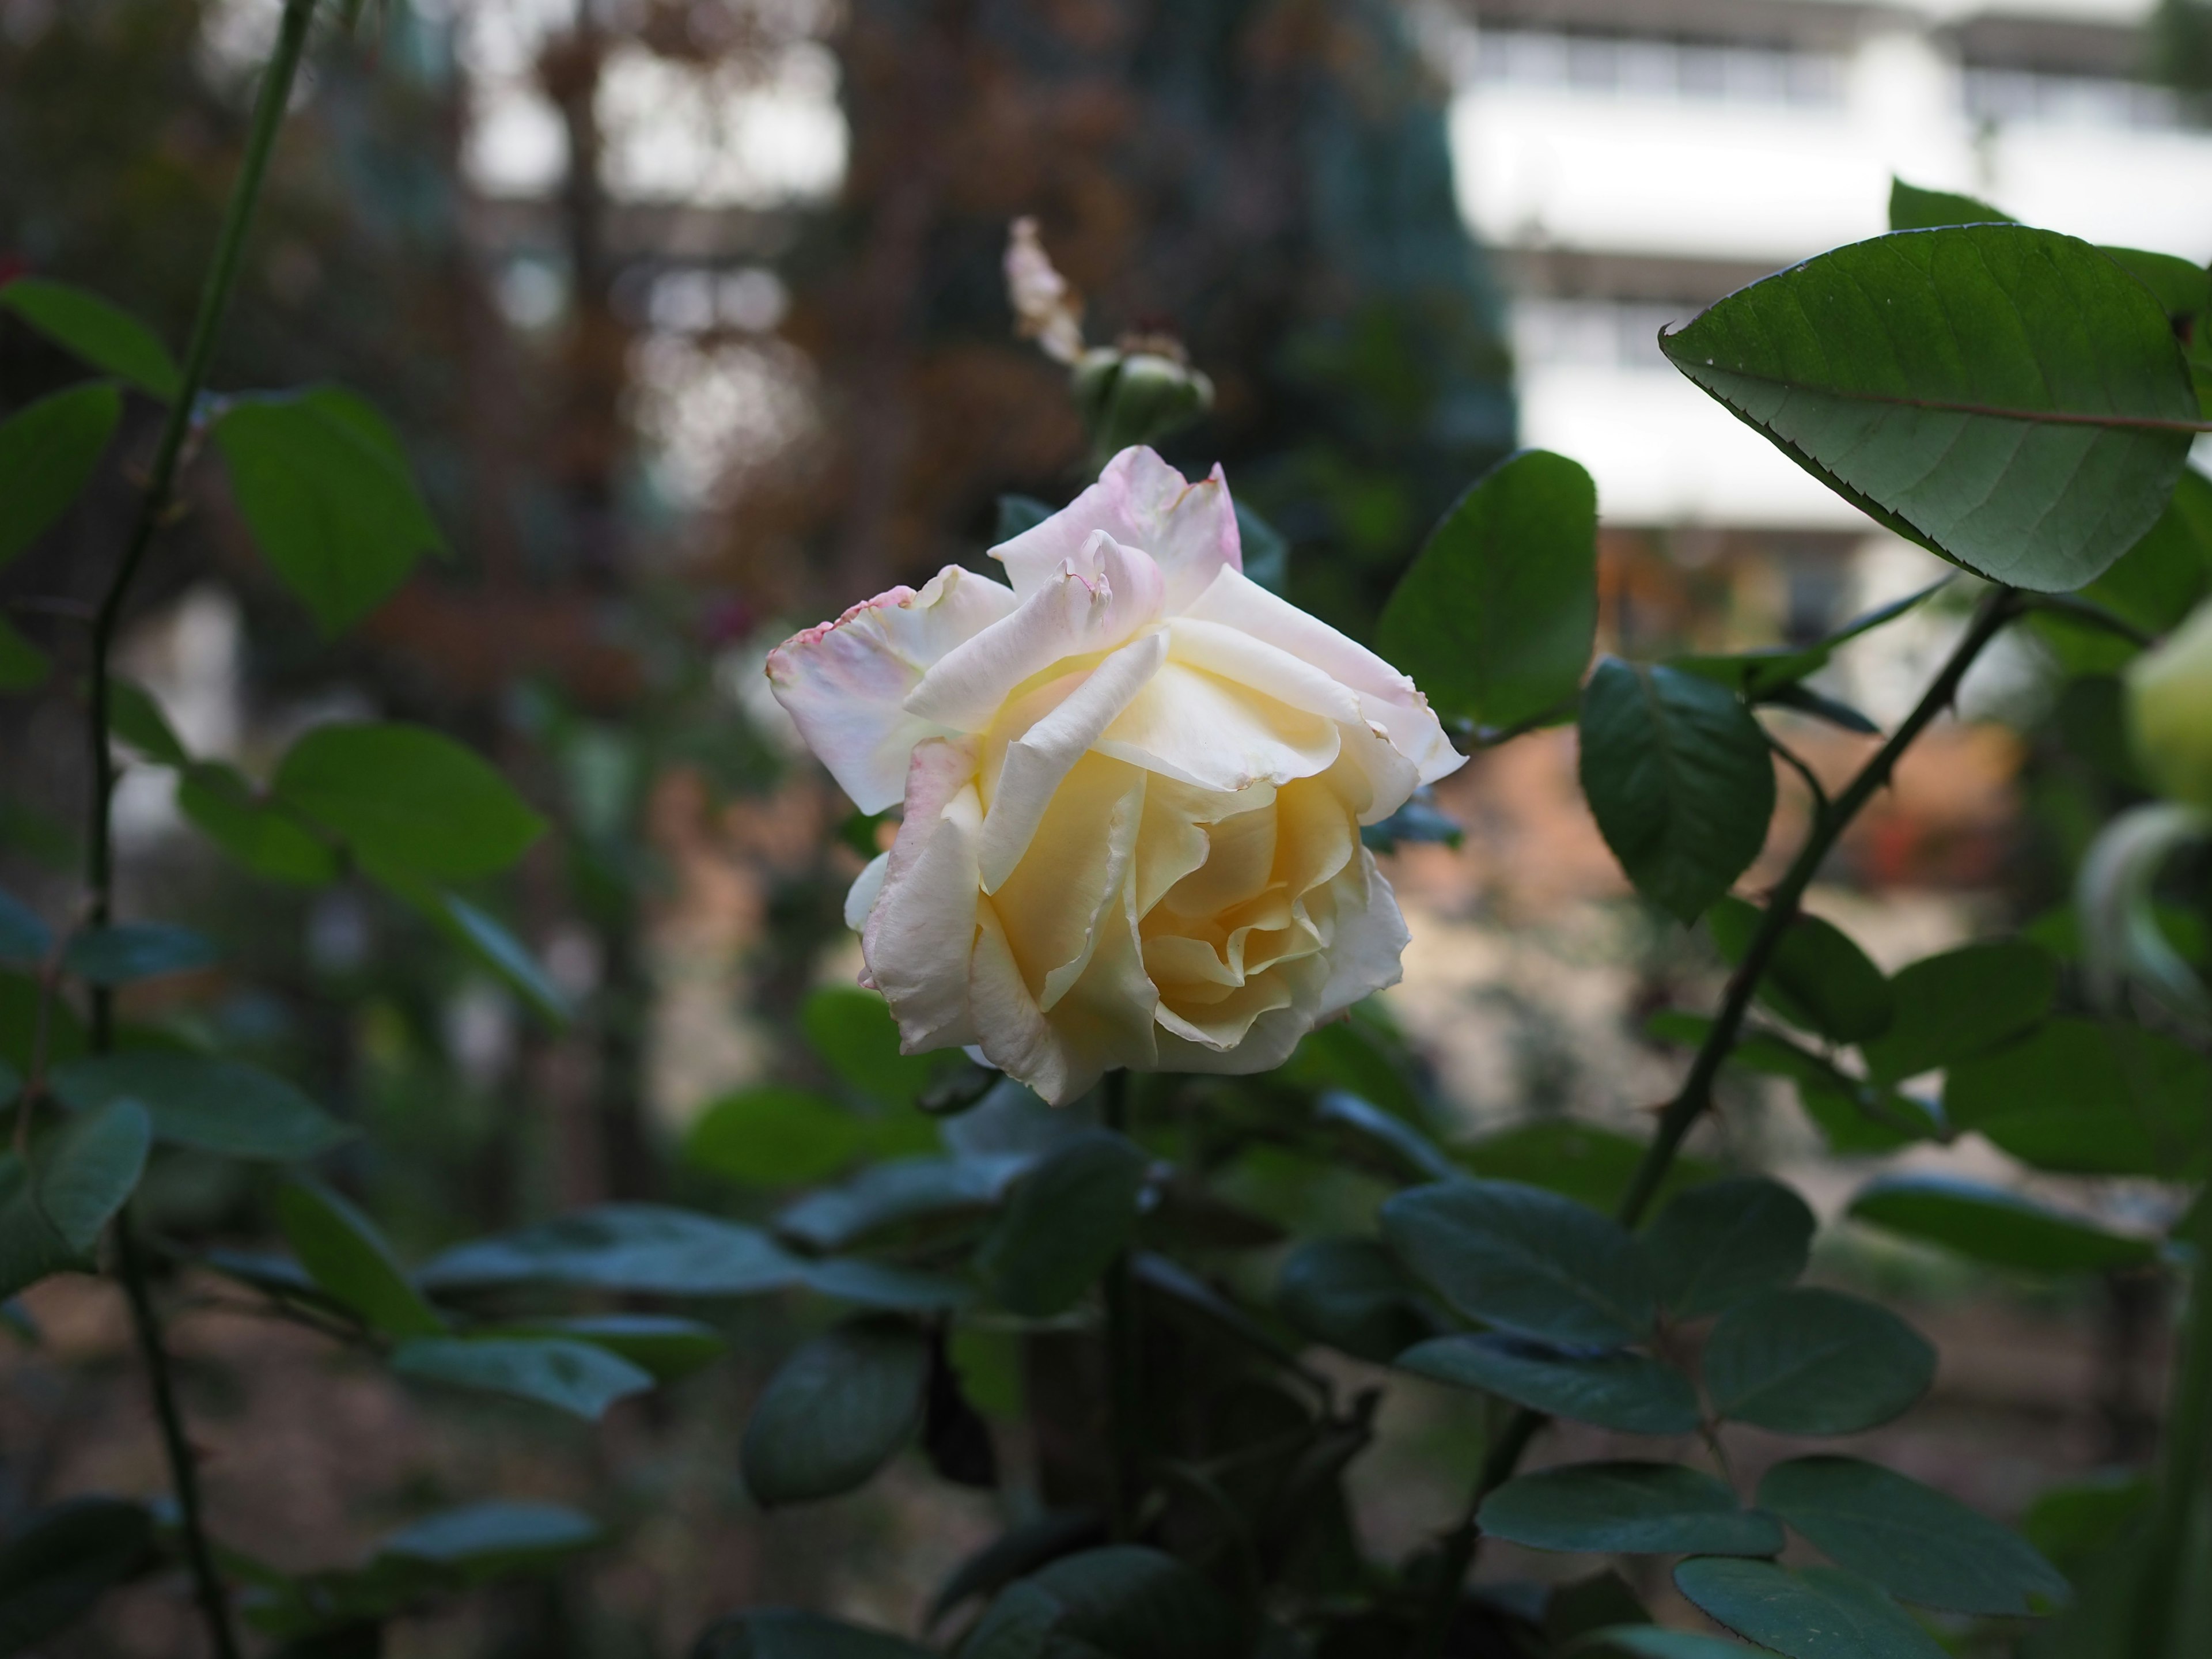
(1381, 1179, 1655, 1347)
(778, 1156, 1020, 1253)
(1672, 579, 1949, 701)
(1459, 1119, 1721, 1215)
(274, 722, 543, 881)
(275, 1177, 445, 1338)
(1705, 1289, 1935, 1435)
(2101, 247, 2210, 329)
(1579, 659, 1776, 924)
(1758, 1456, 2070, 1615)
(979, 1132, 1147, 1317)
(1315, 1089, 1458, 1182)
(176, 762, 340, 886)
(1709, 898, 1893, 1044)
(62, 923, 217, 986)
(740, 1316, 930, 1506)
(488, 1314, 725, 1381)
(418, 1203, 803, 1297)
(391, 1335, 652, 1420)
(0, 279, 180, 400)
(1887, 179, 2012, 230)
(2020, 1472, 2151, 1570)
(213, 387, 442, 634)
(0, 889, 50, 965)
(0, 1101, 151, 1298)
(1379, 449, 1599, 730)
(424, 891, 569, 1025)
(1574, 1630, 1761, 1658)
(695, 1609, 938, 1659)
(1277, 1236, 1447, 1363)
(1643, 1177, 1815, 1320)
(377, 1501, 599, 1582)
(800, 1257, 975, 1312)
(1545, 1572, 1652, 1645)
(1944, 1018, 2210, 1175)
(1397, 1334, 1700, 1435)
(0, 616, 47, 694)
(802, 986, 956, 1110)
(50, 1052, 350, 1161)
(1859, 940, 2056, 1084)
(684, 1085, 863, 1187)
(1660, 225, 2195, 592)
(0, 1496, 154, 1654)
(1674, 1559, 1945, 1659)
(1846, 1176, 2154, 1273)
(0, 382, 120, 567)
(1481, 1462, 1782, 1557)
(1758, 681, 1878, 734)
(105, 680, 189, 766)
(979, 1546, 1243, 1659)
(931, 1512, 1106, 1626)
(1280, 1012, 1427, 1122)
(2065, 467, 2212, 656)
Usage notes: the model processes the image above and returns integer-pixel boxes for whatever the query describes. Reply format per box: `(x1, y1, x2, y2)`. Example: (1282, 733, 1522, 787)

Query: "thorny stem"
(84, 3, 319, 1653)
(1101, 1070, 1145, 1540)
(1406, 586, 2025, 1658)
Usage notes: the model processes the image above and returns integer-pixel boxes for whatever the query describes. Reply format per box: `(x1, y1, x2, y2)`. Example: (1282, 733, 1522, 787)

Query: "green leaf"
(1573, 1630, 1762, 1658)
(1944, 1017, 2211, 1175)
(0, 1496, 154, 1654)
(1314, 1089, 1459, 1183)
(275, 1177, 445, 1338)
(0, 382, 120, 567)
(0, 1100, 151, 1298)
(62, 923, 217, 986)
(1643, 1176, 1815, 1320)
(105, 679, 189, 766)
(0, 279, 180, 400)
(1281, 1012, 1428, 1121)
(487, 1313, 725, 1381)
(274, 722, 544, 881)
(0, 888, 51, 965)
(176, 761, 341, 886)
(1675, 581, 1952, 703)
(423, 891, 569, 1025)
(1459, 1119, 1721, 1215)
(967, 1546, 1242, 1659)
(417, 1203, 802, 1297)
(213, 387, 442, 634)
(684, 1085, 864, 1187)
(801, 986, 956, 1110)
(376, 1500, 599, 1582)
(49, 1052, 350, 1161)
(390, 1335, 652, 1420)
(1277, 1236, 1447, 1363)
(1708, 898, 1893, 1044)
(1704, 1289, 1935, 1435)
(1758, 1456, 2070, 1615)
(1480, 1462, 1783, 1557)
(978, 1131, 1147, 1317)
(696, 1610, 938, 1658)
(1397, 1334, 1700, 1435)
(740, 1316, 930, 1506)
(1701, 1022, 1941, 1154)
(1888, 178, 2012, 230)
(1660, 225, 2195, 592)
(801, 1257, 975, 1313)
(1846, 1175, 2155, 1273)
(1674, 1559, 1945, 1659)
(778, 1156, 1018, 1253)
(1578, 658, 1776, 925)
(1381, 1179, 1655, 1347)
(1379, 449, 1598, 730)
(0, 616, 47, 694)
(1859, 940, 2056, 1084)
(2056, 467, 2212, 665)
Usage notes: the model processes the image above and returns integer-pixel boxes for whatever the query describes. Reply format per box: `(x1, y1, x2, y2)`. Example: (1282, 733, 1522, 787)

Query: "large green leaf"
(802, 986, 957, 1111)
(417, 1203, 803, 1297)
(684, 1085, 865, 1187)
(1642, 1176, 1815, 1320)
(1578, 659, 1776, 925)
(0, 279, 180, 400)
(391, 1335, 652, 1420)
(1944, 1018, 2210, 1175)
(1708, 898, 1892, 1045)
(0, 1496, 154, 1654)
(695, 1609, 937, 1658)
(961, 1546, 1241, 1659)
(1704, 1289, 1934, 1435)
(2052, 468, 2212, 671)
(176, 761, 342, 886)
(1276, 1236, 1447, 1363)
(0, 1100, 151, 1299)
(1378, 448, 1599, 731)
(1846, 1176, 2154, 1274)
(0, 382, 120, 568)
(486, 1313, 725, 1382)
(1859, 940, 2056, 1084)
(1479, 1463, 1783, 1557)
(48, 1052, 349, 1161)
(778, 1156, 1018, 1253)
(740, 1317, 930, 1506)
(1758, 1456, 2069, 1616)
(275, 1177, 445, 1338)
(1397, 1334, 1700, 1435)
(1381, 1179, 1655, 1347)
(1887, 179, 2012, 230)
(1457, 1118, 1719, 1215)
(1660, 225, 2196, 592)
(1577, 1632, 1763, 1659)
(274, 722, 543, 881)
(978, 1132, 1147, 1317)
(1673, 1559, 1946, 1659)
(213, 387, 443, 635)
(62, 923, 217, 986)
(377, 1500, 598, 1584)
(1313, 1089, 1459, 1183)
(930, 1512, 1109, 1627)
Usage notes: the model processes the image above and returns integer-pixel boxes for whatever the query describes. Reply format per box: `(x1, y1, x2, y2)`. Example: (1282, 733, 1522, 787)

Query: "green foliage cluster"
(3, 7, 2212, 1655)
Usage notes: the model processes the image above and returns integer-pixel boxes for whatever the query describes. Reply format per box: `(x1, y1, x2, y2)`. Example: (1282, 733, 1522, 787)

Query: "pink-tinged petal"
(1182, 567, 1465, 787)
(767, 565, 1020, 812)
(904, 534, 1166, 733)
(862, 737, 986, 1054)
(978, 631, 1165, 892)
(993, 448, 1241, 610)
(1096, 659, 1340, 794)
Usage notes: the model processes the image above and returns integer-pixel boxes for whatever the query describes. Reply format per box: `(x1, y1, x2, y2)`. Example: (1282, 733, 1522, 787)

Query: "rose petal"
(843, 850, 891, 931)
(862, 738, 986, 1052)
(986, 754, 1149, 1012)
(1096, 659, 1341, 794)
(993, 447, 1241, 609)
(1315, 853, 1412, 1018)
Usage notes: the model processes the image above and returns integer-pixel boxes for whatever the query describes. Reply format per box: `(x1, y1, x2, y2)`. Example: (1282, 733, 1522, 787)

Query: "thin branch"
(1759, 725, 1831, 819)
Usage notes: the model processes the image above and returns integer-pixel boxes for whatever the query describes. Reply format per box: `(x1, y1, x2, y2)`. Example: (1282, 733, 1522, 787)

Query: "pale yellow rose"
(768, 447, 1463, 1104)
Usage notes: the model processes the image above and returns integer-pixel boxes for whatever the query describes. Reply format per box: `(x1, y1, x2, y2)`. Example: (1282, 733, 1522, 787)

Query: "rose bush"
(769, 446, 1463, 1103)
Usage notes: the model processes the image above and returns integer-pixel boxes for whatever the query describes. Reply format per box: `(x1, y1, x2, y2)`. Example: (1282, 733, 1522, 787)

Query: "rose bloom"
(768, 447, 1464, 1104)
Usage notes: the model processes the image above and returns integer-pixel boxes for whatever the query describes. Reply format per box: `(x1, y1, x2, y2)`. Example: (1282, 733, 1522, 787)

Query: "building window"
(1962, 67, 2187, 131)
(1473, 29, 1843, 108)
